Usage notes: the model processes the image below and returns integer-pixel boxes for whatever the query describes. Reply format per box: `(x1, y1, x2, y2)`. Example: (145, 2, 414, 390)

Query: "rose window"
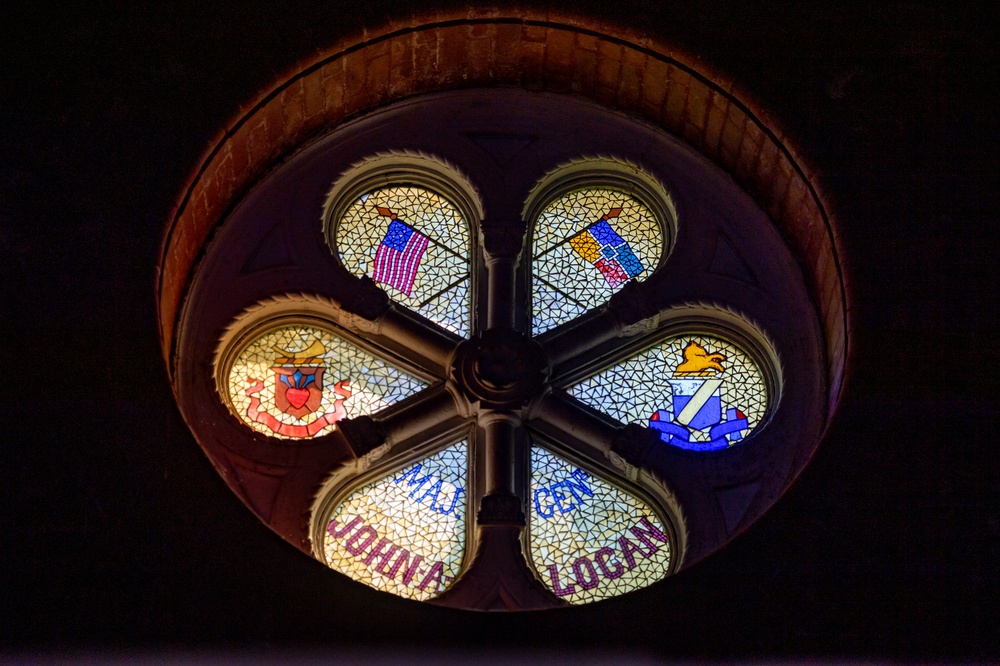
(165, 87, 834, 611)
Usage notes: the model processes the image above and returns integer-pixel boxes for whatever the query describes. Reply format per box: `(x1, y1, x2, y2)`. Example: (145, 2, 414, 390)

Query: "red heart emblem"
(285, 387, 310, 409)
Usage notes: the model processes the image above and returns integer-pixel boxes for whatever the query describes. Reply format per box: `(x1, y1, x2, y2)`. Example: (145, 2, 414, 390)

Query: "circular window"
(163, 79, 839, 611)
(294, 153, 693, 602)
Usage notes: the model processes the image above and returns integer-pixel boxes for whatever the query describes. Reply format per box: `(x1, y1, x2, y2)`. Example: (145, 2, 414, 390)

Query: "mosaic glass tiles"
(532, 189, 663, 334)
(335, 186, 471, 337)
(226, 324, 428, 440)
(528, 446, 672, 604)
(570, 334, 768, 451)
(323, 442, 468, 601)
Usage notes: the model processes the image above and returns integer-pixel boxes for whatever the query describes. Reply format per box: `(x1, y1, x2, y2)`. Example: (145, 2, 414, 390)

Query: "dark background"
(2, 1, 998, 660)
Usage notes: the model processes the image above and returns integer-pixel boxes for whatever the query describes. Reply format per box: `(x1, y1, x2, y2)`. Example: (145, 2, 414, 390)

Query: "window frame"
(167, 86, 833, 610)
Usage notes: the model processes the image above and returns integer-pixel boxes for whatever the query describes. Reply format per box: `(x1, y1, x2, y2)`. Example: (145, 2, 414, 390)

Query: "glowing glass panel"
(226, 324, 428, 440)
(570, 334, 768, 451)
(529, 446, 671, 604)
(336, 186, 471, 336)
(532, 189, 662, 334)
(323, 442, 468, 601)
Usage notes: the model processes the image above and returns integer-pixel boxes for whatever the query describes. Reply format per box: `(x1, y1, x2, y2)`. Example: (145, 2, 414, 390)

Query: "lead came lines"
(227, 325, 428, 440)
(324, 442, 468, 601)
(532, 189, 662, 334)
(528, 447, 671, 605)
(337, 186, 472, 336)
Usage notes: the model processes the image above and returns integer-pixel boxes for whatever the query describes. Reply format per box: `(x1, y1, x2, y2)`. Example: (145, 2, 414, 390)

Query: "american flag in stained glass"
(569, 211, 645, 287)
(373, 215, 429, 296)
(336, 187, 471, 336)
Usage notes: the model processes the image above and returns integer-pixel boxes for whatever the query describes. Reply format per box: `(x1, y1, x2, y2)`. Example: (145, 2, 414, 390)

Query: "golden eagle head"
(674, 341, 726, 375)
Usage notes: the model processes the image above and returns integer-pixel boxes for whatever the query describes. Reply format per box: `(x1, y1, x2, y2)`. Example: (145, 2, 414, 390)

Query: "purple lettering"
(361, 537, 391, 565)
(327, 516, 362, 539)
(617, 535, 642, 570)
(344, 525, 378, 555)
(628, 516, 668, 555)
(387, 549, 410, 580)
(547, 564, 577, 596)
(388, 550, 424, 586)
(572, 556, 600, 590)
(595, 546, 624, 579)
(402, 554, 424, 586)
(373, 544, 401, 574)
(417, 561, 445, 593)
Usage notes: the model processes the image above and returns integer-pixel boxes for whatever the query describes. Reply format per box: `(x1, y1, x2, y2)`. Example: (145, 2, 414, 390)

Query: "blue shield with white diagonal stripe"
(669, 378, 723, 430)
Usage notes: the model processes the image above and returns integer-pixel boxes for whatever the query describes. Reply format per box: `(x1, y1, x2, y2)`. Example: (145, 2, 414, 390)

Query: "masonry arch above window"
(159, 14, 847, 612)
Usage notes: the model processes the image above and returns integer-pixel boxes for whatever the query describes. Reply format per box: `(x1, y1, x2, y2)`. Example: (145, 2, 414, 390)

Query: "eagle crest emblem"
(648, 341, 748, 451)
(243, 339, 352, 439)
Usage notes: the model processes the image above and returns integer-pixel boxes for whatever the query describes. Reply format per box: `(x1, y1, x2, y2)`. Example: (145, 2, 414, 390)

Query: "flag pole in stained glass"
(372, 206, 430, 297)
(532, 189, 664, 334)
(332, 184, 473, 336)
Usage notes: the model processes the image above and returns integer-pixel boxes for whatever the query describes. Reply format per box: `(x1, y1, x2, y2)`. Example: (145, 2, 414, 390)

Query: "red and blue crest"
(648, 342, 748, 451)
(273, 365, 325, 418)
(243, 339, 352, 439)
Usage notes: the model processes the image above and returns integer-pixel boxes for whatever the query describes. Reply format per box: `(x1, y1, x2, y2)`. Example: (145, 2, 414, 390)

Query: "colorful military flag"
(372, 207, 429, 296)
(568, 208, 645, 287)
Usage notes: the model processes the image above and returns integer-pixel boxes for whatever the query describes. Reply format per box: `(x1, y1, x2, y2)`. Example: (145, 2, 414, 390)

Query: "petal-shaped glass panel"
(336, 186, 471, 336)
(570, 334, 768, 451)
(225, 324, 428, 440)
(322, 442, 468, 601)
(529, 446, 672, 604)
(532, 188, 663, 334)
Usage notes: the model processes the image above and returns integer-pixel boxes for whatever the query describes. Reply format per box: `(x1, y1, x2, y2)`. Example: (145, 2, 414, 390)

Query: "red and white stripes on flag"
(372, 213, 429, 296)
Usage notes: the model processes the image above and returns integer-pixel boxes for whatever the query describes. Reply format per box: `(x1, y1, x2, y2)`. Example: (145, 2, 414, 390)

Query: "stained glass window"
(532, 189, 663, 334)
(322, 442, 468, 601)
(570, 334, 768, 451)
(528, 446, 672, 604)
(335, 186, 471, 336)
(225, 324, 428, 440)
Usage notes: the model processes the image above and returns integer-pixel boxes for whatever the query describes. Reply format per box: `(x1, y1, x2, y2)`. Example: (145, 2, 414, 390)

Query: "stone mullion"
(540, 279, 665, 384)
(327, 274, 461, 378)
(372, 305, 460, 377)
(527, 389, 621, 459)
(337, 383, 466, 461)
(474, 218, 531, 526)
(480, 219, 528, 333)
(478, 410, 520, 502)
(526, 390, 662, 481)
(430, 219, 559, 611)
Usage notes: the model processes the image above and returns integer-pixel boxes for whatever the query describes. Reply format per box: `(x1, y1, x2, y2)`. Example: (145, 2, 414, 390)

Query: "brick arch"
(158, 9, 849, 414)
